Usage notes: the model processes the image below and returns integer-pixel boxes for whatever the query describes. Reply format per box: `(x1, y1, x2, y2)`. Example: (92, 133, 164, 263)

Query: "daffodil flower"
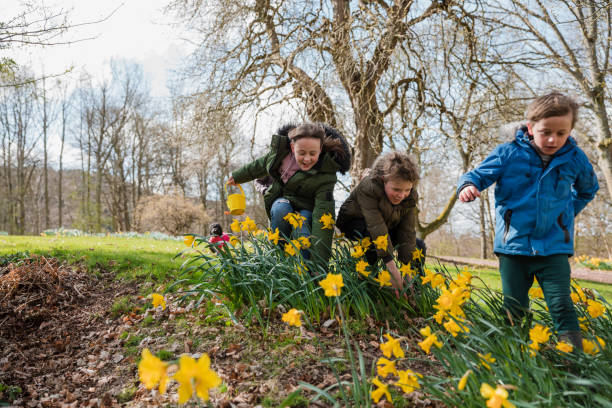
(370, 377, 391, 403)
(151, 293, 166, 310)
(586, 299, 605, 318)
(443, 318, 469, 337)
(380, 333, 405, 358)
(230, 219, 241, 233)
(267, 228, 280, 245)
(478, 352, 496, 370)
(458, 369, 472, 391)
(351, 245, 365, 258)
(556, 341, 573, 353)
(240, 216, 257, 232)
(373, 234, 388, 251)
(138, 349, 169, 394)
(173, 353, 222, 404)
(184, 235, 195, 246)
(480, 383, 515, 408)
(395, 369, 422, 393)
(319, 273, 344, 297)
(319, 213, 335, 229)
(373, 269, 392, 287)
(400, 263, 415, 278)
(297, 236, 311, 248)
(376, 357, 398, 378)
(412, 247, 424, 261)
(418, 326, 443, 354)
(360, 237, 371, 250)
(529, 324, 551, 350)
(282, 308, 302, 327)
(356, 260, 370, 277)
(284, 243, 297, 256)
(284, 212, 306, 229)
(528, 287, 544, 299)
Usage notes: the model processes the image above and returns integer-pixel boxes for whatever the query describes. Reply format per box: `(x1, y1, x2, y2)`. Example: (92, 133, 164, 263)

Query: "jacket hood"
(276, 123, 352, 174)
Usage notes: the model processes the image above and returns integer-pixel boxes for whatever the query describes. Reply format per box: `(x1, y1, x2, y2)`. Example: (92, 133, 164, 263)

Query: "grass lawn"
(0, 235, 185, 285)
(437, 262, 612, 303)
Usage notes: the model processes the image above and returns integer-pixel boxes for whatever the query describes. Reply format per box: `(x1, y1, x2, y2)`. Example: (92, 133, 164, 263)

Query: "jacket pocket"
(503, 209, 513, 244)
(557, 214, 570, 244)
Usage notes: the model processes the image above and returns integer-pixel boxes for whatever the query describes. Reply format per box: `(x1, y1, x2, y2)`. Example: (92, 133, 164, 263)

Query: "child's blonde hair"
(371, 151, 419, 183)
(527, 92, 579, 127)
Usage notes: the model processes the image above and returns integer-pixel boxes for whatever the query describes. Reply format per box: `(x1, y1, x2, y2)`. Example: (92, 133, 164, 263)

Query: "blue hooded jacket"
(457, 126, 599, 256)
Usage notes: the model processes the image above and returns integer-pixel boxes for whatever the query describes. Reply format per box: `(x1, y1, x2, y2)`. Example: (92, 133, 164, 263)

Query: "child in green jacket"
(228, 123, 350, 268)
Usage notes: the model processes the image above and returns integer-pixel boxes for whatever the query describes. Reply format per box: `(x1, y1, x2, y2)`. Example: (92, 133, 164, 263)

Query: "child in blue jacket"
(457, 92, 599, 351)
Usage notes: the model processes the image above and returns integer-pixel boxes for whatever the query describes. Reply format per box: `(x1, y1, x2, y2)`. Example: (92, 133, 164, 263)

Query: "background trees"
(0, 0, 609, 258)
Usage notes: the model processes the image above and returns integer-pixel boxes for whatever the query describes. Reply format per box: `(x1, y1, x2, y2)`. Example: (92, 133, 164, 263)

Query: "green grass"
(438, 263, 612, 303)
(0, 235, 183, 283)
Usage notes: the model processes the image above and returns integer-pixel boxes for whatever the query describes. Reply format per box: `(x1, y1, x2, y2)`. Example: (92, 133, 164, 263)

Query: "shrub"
(134, 193, 210, 236)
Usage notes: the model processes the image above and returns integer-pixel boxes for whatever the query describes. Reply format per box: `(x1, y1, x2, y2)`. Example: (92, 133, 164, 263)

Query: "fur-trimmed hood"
(275, 123, 352, 174)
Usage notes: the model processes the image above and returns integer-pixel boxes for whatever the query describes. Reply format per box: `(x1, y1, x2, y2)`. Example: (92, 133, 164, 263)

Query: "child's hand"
(227, 176, 236, 186)
(459, 185, 481, 202)
(386, 261, 404, 299)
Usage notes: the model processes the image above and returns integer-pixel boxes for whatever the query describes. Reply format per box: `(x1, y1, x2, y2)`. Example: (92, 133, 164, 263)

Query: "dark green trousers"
(499, 254, 579, 333)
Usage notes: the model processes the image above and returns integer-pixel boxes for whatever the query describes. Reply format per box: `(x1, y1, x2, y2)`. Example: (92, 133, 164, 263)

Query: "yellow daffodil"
(290, 239, 302, 251)
(240, 216, 257, 232)
(374, 269, 392, 287)
(433, 309, 447, 324)
(360, 237, 372, 250)
(229, 236, 240, 246)
(412, 247, 424, 261)
(356, 260, 370, 277)
(529, 324, 552, 348)
(478, 353, 496, 370)
(370, 377, 391, 403)
(395, 369, 422, 394)
(151, 293, 166, 310)
(583, 339, 599, 355)
(138, 349, 169, 394)
(528, 287, 544, 299)
(184, 235, 195, 247)
(284, 212, 306, 229)
(556, 341, 573, 353)
(586, 299, 605, 318)
(458, 369, 472, 391)
(380, 333, 405, 358)
(443, 318, 470, 337)
(418, 326, 443, 354)
(319, 213, 335, 229)
(376, 357, 398, 378)
(319, 273, 344, 297)
(435, 287, 469, 318)
(174, 353, 221, 404)
(571, 283, 587, 303)
(480, 383, 516, 408)
(281, 308, 302, 327)
(373, 234, 388, 251)
(421, 268, 445, 289)
(298, 236, 311, 248)
(351, 245, 365, 258)
(400, 263, 416, 278)
(267, 228, 280, 245)
(284, 243, 297, 256)
(230, 219, 241, 233)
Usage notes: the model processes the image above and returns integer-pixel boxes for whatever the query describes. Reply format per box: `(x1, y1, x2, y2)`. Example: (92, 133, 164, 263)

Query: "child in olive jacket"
(337, 151, 425, 298)
(228, 123, 350, 268)
(457, 92, 599, 351)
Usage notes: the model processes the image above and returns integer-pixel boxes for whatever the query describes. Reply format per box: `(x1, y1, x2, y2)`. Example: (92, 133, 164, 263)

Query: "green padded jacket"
(232, 124, 351, 267)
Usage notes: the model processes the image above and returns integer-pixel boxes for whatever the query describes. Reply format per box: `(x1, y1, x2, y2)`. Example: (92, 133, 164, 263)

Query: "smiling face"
(527, 112, 573, 155)
(383, 178, 414, 205)
(291, 137, 322, 171)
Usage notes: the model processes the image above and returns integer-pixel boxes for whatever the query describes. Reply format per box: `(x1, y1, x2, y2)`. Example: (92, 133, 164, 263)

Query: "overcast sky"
(5, 0, 190, 98)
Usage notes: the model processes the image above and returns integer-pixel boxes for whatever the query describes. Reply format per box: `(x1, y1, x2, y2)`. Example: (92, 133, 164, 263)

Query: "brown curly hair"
(370, 151, 419, 183)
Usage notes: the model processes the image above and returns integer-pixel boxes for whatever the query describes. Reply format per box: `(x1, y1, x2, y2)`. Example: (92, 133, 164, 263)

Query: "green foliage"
(110, 295, 136, 318)
(116, 386, 136, 403)
(0, 384, 22, 404)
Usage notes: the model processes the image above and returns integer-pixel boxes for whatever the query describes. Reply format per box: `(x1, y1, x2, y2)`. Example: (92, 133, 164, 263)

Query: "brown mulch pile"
(0, 256, 136, 407)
